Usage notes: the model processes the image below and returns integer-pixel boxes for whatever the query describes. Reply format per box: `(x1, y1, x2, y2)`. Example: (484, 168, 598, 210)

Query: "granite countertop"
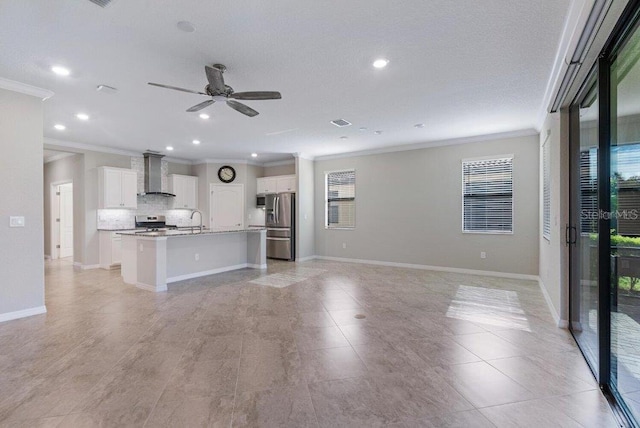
(118, 227, 266, 237)
(97, 228, 137, 231)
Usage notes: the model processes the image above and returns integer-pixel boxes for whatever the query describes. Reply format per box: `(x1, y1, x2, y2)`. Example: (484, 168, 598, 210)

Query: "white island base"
(120, 229, 267, 292)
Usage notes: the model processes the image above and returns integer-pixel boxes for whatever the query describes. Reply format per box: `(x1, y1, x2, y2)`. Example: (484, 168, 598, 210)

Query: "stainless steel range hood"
(139, 152, 175, 197)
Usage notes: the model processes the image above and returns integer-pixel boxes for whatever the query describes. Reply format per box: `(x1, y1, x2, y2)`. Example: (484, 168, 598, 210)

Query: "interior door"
(58, 183, 73, 258)
(210, 184, 244, 230)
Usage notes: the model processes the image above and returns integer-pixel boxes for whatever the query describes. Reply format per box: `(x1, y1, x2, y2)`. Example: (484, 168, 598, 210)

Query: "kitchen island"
(118, 228, 266, 292)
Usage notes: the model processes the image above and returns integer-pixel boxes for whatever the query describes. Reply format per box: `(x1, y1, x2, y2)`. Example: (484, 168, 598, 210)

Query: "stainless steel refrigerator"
(265, 192, 295, 261)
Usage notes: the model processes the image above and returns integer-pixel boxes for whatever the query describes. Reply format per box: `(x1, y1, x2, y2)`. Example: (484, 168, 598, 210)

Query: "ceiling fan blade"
(148, 82, 206, 95)
(229, 91, 282, 100)
(205, 65, 226, 94)
(186, 99, 215, 112)
(226, 100, 259, 117)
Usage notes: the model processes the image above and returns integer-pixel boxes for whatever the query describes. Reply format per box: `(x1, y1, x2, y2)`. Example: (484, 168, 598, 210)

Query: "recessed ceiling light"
(251, 153, 258, 158)
(199, 113, 210, 119)
(54, 124, 66, 130)
(359, 127, 368, 131)
(374, 130, 383, 135)
(373, 59, 389, 69)
(192, 140, 200, 145)
(177, 21, 196, 33)
(76, 113, 89, 121)
(166, 146, 174, 151)
(51, 66, 70, 76)
(414, 123, 425, 128)
(340, 136, 348, 140)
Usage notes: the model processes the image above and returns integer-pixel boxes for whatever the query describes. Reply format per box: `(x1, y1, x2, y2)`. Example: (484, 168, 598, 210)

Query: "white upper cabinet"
(257, 175, 295, 194)
(99, 167, 138, 209)
(169, 174, 198, 209)
(257, 177, 277, 194)
(276, 175, 296, 193)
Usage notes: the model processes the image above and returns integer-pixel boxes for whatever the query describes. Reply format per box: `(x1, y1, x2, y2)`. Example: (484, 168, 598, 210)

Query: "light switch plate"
(9, 216, 25, 227)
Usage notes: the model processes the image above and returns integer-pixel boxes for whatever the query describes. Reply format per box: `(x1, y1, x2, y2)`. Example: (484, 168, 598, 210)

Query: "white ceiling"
(0, 0, 571, 163)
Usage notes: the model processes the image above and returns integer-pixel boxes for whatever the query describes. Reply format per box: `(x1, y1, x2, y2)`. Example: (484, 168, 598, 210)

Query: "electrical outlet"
(9, 216, 25, 227)
(342, 242, 347, 249)
(139, 244, 144, 252)
(195, 253, 199, 261)
(248, 214, 252, 220)
(480, 251, 486, 259)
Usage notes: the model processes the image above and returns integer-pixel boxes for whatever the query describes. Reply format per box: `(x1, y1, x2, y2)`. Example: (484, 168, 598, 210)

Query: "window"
(326, 170, 355, 228)
(462, 156, 513, 233)
(543, 138, 551, 240)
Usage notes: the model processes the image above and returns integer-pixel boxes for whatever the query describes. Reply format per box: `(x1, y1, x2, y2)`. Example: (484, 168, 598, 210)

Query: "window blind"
(543, 141, 551, 239)
(326, 170, 355, 228)
(462, 157, 513, 233)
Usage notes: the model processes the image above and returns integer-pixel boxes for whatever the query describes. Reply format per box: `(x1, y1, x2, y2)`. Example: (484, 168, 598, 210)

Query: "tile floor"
(0, 258, 620, 427)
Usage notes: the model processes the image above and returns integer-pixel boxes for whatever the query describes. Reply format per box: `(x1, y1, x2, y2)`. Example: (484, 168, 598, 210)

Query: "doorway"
(51, 182, 73, 259)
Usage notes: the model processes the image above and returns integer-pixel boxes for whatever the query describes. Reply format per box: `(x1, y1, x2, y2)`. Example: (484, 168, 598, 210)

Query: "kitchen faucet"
(190, 209, 203, 232)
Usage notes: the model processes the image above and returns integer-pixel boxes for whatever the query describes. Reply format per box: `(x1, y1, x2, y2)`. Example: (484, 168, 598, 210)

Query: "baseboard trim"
(136, 282, 167, 292)
(0, 305, 47, 323)
(537, 278, 568, 328)
(297, 256, 317, 262)
(73, 262, 100, 271)
(314, 256, 539, 281)
(248, 263, 268, 269)
(167, 263, 250, 284)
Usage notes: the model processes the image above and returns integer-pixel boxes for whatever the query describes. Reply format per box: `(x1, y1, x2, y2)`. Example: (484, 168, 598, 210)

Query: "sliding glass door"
(569, 6, 640, 425)
(610, 20, 640, 421)
(570, 75, 600, 376)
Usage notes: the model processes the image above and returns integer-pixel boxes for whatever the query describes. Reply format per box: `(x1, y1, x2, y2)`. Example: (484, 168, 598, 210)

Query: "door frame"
(50, 180, 73, 260)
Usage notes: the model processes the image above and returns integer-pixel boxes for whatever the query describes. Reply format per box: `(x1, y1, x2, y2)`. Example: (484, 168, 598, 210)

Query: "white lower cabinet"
(99, 231, 123, 269)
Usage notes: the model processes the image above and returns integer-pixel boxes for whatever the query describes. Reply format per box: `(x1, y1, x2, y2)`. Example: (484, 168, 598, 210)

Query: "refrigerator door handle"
(267, 237, 290, 241)
(275, 195, 280, 224)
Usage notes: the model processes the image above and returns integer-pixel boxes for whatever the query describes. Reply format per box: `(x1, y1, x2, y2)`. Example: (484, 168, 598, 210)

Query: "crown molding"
(263, 159, 295, 167)
(162, 156, 194, 165)
(0, 77, 54, 100)
(313, 128, 538, 162)
(44, 137, 140, 157)
(293, 153, 315, 160)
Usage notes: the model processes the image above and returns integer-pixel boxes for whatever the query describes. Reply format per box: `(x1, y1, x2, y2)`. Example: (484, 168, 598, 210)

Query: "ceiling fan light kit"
(148, 64, 281, 117)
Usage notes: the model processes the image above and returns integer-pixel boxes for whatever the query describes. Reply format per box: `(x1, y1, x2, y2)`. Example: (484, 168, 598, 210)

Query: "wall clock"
(218, 165, 236, 183)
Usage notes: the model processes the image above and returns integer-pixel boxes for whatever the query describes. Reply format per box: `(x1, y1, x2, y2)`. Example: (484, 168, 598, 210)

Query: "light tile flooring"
(0, 258, 620, 427)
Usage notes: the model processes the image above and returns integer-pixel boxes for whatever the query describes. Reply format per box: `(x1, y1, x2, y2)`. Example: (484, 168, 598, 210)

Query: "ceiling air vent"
(331, 119, 351, 127)
(88, 0, 114, 7)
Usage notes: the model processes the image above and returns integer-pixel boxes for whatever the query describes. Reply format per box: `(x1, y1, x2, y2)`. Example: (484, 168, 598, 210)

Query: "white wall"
(0, 88, 45, 318)
(539, 111, 570, 325)
(296, 157, 315, 259)
(314, 134, 540, 276)
(264, 162, 295, 177)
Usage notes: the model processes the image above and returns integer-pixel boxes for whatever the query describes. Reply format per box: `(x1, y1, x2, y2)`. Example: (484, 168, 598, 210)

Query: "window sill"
(462, 230, 513, 235)
(326, 227, 355, 230)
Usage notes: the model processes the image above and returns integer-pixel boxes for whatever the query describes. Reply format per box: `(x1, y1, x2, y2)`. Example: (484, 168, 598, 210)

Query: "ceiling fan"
(148, 64, 281, 117)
